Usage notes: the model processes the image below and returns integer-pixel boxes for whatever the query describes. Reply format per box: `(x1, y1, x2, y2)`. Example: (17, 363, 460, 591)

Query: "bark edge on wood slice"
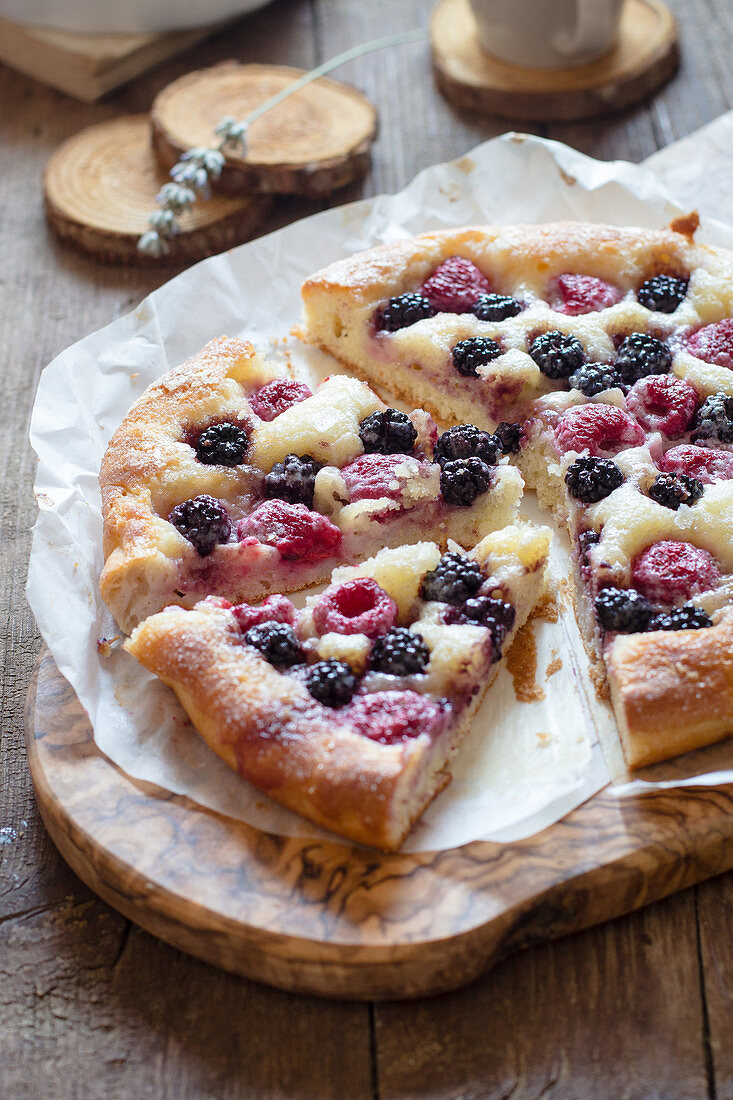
(151, 62, 378, 197)
(43, 114, 272, 265)
(431, 0, 679, 122)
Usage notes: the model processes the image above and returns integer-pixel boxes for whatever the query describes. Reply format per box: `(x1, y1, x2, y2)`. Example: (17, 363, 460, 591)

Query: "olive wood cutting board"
(25, 647, 733, 1000)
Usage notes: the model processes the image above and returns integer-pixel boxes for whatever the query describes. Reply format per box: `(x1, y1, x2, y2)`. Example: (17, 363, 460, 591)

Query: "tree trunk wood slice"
(431, 0, 679, 122)
(25, 649, 733, 1001)
(43, 114, 272, 265)
(150, 62, 378, 197)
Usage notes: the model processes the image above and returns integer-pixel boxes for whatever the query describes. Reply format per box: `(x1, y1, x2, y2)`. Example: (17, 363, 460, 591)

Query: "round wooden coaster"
(151, 62, 378, 197)
(431, 0, 679, 121)
(43, 114, 272, 265)
(24, 649, 733, 1000)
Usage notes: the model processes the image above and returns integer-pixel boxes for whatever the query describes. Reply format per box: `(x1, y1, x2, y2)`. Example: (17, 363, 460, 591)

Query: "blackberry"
(195, 421, 249, 466)
(433, 423, 499, 467)
(692, 393, 733, 445)
(595, 587, 655, 633)
(637, 275, 689, 313)
(565, 457, 624, 503)
(473, 293, 522, 321)
(569, 362, 621, 397)
(305, 659, 358, 708)
(168, 495, 231, 557)
(615, 333, 672, 385)
(369, 628, 430, 676)
(649, 604, 713, 631)
(359, 408, 417, 454)
(440, 457, 493, 506)
(264, 453, 320, 508)
(378, 293, 434, 332)
(243, 621, 305, 668)
(578, 529, 600, 566)
(529, 330, 585, 379)
(648, 472, 704, 510)
(461, 596, 516, 657)
(420, 552, 484, 605)
(492, 421, 524, 455)
(451, 336, 502, 377)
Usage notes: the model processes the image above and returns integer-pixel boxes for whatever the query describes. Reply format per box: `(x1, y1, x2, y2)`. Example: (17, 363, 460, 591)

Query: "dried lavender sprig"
(138, 28, 427, 257)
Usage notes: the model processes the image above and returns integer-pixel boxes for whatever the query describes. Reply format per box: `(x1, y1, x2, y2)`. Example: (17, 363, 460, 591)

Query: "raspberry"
(369, 628, 430, 676)
(238, 500, 341, 561)
(449, 595, 516, 658)
(687, 318, 733, 370)
(312, 578, 397, 639)
(529, 331, 585, 379)
(565, 456, 624, 503)
(377, 293, 435, 332)
(232, 594, 296, 632)
(492, 421, 524, 455)
(692, 393, 733, 445)
(631, 541, 721, 602)
(451, 336, 502, 377)
(595, 588, 655, 633)
(625, 374, 698, 438)
(473, 293, 522, 321)
(433, 424, 499, 467)
(649, 604, 713, 631)
(306, 659, 358, 707)
(553, 274, 622, 315)
(420, 552, 484, 604)
(264, 454, 320, 508)
(195, 421, 249, 466)
(345, 690, 445, 745)
(249, 379, 312, 421)
(569, 363, 621, 397)
(243, 621, 305, 668)
(342, 453, 403, 501)
(440, 457, 492, 506)
(420, 256, 492, 313)
(168, 495, 231, 557)
(659, 444, 733, 484)
(615, 333, 672, 385)
(554, 403, 644, 456)
(637, 274, 688, 313)
(359, 409, 417, 455)
(648, 472, 704, 510)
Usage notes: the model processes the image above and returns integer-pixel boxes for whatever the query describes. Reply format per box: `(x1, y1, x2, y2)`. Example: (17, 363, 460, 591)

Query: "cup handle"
(553, 0, 623, 59)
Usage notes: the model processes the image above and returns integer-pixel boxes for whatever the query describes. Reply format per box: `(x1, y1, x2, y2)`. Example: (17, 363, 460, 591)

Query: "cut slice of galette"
(125, 525, 551, 850)
(100, 336, 522, 633)
(302, 221, 733, 769)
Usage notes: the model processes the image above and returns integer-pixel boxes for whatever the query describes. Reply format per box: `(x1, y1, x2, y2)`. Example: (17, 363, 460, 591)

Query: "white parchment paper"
(27, 128, 733, 850)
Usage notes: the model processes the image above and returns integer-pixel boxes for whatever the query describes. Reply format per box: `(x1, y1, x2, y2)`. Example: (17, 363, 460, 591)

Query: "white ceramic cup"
(468, 0, 626, 69)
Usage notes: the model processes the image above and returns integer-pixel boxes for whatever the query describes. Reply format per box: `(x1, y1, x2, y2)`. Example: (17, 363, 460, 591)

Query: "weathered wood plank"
(374, 893, 708, 1100)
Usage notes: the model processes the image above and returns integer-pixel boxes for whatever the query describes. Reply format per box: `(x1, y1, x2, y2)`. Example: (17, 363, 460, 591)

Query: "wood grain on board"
(4, 0, 733, 1094)
(151, 62, 378, 196)
(431, 0, 679, 122)
(25, 649, 733, 1001)
(43, 114, 272, 264)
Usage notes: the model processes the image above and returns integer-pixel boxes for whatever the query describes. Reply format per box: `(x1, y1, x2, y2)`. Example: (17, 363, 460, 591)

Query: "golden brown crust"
(126, 604, 446, 850)
(606, 611, 733, 767)
(301, 221, 727, 308)
(100, 337, 276, 634)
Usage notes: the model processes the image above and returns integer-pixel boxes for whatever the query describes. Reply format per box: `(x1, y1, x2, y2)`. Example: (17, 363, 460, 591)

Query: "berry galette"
(100, 336, 522, 633)
(125, 527, 551, 850)
(302, 221, 733, 768)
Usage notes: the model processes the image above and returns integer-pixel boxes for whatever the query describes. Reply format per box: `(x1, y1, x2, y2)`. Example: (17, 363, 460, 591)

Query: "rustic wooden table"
(3, 0, 733, 1096)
